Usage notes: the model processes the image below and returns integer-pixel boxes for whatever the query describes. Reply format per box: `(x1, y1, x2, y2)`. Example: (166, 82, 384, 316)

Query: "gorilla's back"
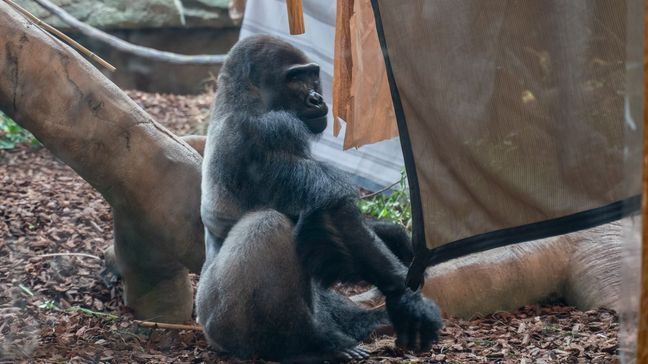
(201, 116, 243, 241)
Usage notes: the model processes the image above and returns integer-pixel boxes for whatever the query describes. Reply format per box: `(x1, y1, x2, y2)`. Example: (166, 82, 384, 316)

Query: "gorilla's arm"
(238, 112, 358, 216)
(236, 112, 442, 350)
(254, 157, 355, 214)
(240, 112, 410, 293)
(238, 113, 410, 289)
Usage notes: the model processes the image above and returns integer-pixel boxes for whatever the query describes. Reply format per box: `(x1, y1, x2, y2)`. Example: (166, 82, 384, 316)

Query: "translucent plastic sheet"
(619, 0, 644, 361)
(241, 0, 405, 191)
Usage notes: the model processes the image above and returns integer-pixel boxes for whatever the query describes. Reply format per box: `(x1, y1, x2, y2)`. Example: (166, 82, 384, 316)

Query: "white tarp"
(240, 0, 404, 191)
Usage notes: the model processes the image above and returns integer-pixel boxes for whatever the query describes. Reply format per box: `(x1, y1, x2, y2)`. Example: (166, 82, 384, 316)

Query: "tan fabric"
(374, 0, 639, 249)
(228, 0, 246, 24)
(332, 0, 398, 149)
(332, 0, 353, 138)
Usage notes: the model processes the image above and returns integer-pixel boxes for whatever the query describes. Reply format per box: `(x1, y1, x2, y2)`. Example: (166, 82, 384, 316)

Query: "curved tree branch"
(32, 0, 227, 65)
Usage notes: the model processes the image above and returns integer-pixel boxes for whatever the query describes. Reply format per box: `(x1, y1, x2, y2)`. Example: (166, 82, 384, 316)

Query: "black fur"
(367, 219, 414, 265)
(198, 35, 442, 362)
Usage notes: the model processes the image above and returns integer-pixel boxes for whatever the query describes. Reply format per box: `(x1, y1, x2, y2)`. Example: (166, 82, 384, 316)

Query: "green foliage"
(0, 111, 38, 149)
(358, 169, 412, 230)
(38, 299, 119, 320)
(19, 282, 118, 320)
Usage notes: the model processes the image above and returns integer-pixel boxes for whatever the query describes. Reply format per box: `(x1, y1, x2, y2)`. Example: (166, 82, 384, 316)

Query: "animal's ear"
(284, 63, 320, 81)
(243, 62, 261, 87)
(237, 51, 262, 87)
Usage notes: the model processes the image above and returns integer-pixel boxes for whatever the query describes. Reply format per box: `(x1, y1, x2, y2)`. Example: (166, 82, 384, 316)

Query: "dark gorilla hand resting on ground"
(196, 35, 442, 362)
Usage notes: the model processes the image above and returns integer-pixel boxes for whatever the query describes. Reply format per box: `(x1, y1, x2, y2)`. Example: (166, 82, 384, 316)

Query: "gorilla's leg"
(196, 210, 378, 361)
(315, 288, 388, 341)
(367, 220, 413, 265)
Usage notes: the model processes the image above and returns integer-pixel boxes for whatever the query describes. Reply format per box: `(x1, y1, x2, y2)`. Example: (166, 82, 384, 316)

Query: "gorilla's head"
(219, 35, 328, 134)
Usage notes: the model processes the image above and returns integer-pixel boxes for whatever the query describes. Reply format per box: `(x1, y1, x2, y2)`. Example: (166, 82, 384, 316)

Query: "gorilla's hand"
(385, 288, 443, 351)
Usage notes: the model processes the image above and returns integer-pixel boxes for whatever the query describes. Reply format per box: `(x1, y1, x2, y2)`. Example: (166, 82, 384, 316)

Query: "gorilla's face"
(263, 63, 328, 134)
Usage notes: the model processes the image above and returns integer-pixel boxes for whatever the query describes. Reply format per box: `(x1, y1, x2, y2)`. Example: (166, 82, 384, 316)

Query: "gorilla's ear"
(242, 59, 264, 101)
(244, 55, 262, 87)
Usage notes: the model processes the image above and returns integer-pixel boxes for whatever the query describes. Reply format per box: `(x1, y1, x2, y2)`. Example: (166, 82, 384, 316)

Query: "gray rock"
(14, 0, 235, 30)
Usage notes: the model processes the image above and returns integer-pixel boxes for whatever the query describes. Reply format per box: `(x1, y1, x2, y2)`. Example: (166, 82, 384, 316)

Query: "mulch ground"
(0, 91, 621, 363)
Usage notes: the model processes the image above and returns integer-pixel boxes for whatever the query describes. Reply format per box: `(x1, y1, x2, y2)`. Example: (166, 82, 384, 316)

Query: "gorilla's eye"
(284, 63, 320, 83)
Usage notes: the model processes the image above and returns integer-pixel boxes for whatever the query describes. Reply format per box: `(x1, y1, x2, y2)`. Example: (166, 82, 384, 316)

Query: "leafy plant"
(358, 169, 412, 230)
(0, 111, 38, 149)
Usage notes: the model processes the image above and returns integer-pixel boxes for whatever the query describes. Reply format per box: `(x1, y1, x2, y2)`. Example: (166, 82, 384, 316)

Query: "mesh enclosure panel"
(372, 0, 641, 253)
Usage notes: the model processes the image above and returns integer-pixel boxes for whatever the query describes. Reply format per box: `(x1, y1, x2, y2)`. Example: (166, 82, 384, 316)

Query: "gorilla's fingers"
(394, 321, 411, 349)
(419, 318, 439, 352)
(353, 347, 369, 359)
(335, 351, 354, 362)
(407, 321, 420, 351)
(418, 333, 433, 352)
(345, 347, 368, 360)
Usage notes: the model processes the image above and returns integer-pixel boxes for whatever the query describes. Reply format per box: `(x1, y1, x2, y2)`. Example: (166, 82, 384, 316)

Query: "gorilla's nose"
(306, 91, 324, 108)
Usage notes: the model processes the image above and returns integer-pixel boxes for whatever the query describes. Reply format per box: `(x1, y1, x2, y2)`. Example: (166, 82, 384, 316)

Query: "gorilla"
(196, 35, 442, 362)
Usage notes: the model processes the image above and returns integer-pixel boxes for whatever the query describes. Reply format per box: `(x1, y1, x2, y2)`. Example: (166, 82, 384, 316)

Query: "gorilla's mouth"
(300, 105, 328, 120)
(303, 113, 328, 134)
(299, 104, 328, 134)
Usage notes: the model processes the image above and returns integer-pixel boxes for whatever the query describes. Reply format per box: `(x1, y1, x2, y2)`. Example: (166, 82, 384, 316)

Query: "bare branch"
(36, 253, 102, 260)
(134, 320, 203, 331)
(360, 179, 400, 200)
(32, 0, 227, 65)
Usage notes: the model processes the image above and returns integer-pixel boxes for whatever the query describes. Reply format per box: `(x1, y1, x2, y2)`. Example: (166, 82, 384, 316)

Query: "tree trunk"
(0, 2, 204, 323)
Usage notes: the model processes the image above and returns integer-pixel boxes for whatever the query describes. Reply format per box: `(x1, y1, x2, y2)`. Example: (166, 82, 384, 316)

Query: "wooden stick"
(286, 0, 305, 35)
(638, 1, 648, 362)
(36, 252, 101, 260)
(2, 0, 116, 72)
(332, 0, 354, 137)
(134, 320, 203, 331)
